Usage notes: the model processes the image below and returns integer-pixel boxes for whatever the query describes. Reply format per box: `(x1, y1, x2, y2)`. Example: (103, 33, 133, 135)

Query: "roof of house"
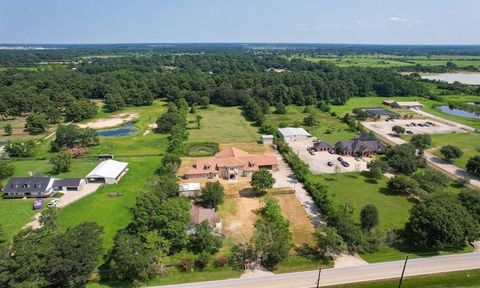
(335, 135, 386, 154)
(180, 183, 201, 192)
(189, 204, 221, 226)
(86, 159, 128, 179)
(262, 135, 274, 139)
(313, 141, 333, 149)
(52, 178, 83, 187)
(394, 101, 424, 107)
(360, 108, 399, 117)
(185, 147, 278, 176)
(4, 175, 54, 194)
(277, 127, 311, 138)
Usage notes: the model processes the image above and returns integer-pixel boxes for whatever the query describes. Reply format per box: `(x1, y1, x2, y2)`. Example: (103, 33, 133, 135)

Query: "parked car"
(337, 156, 343, 162)
(341, 161, 350, 167)
(411, 123, 416, 126)
(418, 123, 424, 127)
(328, 149, 335, 154)
(426, 121, 433, 125)
(406, 130, 413, 134)
(47, 198, 59, 207)
(327, 161, 334, 167)
(307, 148, 316, 155)
(354, 157, 360, 161)
(406, 124, 411, 127)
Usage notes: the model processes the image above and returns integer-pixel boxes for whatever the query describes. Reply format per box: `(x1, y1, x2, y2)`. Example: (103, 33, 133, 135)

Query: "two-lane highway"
(151, 252, 480, 288)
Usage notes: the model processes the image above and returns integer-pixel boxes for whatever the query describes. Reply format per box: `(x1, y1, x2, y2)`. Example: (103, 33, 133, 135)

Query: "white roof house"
(392, 101, 424, 109)
(277, 127, 311, 141)
(86, 159, 128, 184)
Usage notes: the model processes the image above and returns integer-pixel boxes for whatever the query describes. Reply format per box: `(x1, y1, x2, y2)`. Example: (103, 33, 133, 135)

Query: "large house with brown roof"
(334, 134, 386, 156)
(184, 147, 278, 180)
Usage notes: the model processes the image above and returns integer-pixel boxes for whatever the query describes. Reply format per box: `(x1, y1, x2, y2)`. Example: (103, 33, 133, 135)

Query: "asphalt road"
(152, 253, 480, 288)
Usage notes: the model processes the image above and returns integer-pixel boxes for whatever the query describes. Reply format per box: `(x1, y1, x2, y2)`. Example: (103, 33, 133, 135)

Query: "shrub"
(194, 254, 210, 271)
(179, 257, 194, 272)
(214, 255, 229, 268)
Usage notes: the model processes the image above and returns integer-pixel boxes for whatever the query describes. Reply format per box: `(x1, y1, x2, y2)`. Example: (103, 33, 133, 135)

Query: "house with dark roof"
(3, 175, 56, 198)
(334, 134, 386, 156)
(188, 203, 222, 233)
(312, 141, 334, 152)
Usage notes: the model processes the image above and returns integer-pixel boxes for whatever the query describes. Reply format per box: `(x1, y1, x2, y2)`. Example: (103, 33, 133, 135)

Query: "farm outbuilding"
(52, 178, 86, 192)
(86, 159, 128, 184)
(277, 127, 311, 142)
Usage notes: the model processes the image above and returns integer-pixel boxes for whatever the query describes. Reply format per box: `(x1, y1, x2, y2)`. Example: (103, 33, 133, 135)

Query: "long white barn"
(86, 159, 128, 184)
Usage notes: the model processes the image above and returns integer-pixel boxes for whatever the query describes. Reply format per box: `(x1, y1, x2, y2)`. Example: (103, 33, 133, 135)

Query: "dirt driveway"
(287, 139, 371, 174)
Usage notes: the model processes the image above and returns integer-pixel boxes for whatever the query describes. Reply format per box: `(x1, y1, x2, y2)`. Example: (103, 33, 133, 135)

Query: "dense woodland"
(0, 51, 431, 125)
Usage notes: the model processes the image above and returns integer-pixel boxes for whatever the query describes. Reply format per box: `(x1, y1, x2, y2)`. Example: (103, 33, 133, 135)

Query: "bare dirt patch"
(77, 113, 139, 129)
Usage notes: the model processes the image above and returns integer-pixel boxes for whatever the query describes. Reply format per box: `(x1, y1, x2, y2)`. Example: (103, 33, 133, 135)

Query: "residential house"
(184, 147, 278, 180)
(3, 174, 56, 198)
(188, 203, 222, 233)
(360, 108, 399, 119)
(312, 141, 334, 152)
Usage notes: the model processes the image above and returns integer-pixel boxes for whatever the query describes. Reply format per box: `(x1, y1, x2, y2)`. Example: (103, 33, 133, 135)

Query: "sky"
(1, 0, 479, 45)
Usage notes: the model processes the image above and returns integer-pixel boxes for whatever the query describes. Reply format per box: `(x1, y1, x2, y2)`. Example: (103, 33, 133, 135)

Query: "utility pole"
(398, 256, 409, 288)
(316, 268, 322, 288)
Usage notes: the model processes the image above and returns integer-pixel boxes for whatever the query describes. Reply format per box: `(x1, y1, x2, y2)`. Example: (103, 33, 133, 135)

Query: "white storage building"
(86, 159, 128, 184)
(277, 127, 311, 141)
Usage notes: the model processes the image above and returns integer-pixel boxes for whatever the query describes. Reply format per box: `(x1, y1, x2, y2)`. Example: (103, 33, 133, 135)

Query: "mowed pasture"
(428, 133, 480, 169)
(188, 105, 260, 143)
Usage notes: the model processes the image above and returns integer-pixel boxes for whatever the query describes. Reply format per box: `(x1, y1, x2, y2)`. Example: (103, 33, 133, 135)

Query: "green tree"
(195, 115, 202, 129)
(26, 112, 49, 134)
(391, 125, 405, 136)
(440, 145, 463, 162)
(252, 197, 291, 270)
(388, 175, 421, 196)
(274, 102, 287, 114)
(466, 156, 480, 177)
(107, 232, 153, 281)
(5, 140, 35, 158)
(50, 151, 74, 174)
(405, 192, 480, 249)
(250, 169, 275, 193)
(303, 112, 317, 126)
(369, 165, 383, 183)
(411, 169, 449, 194)
(313, 226, 346, 258)
(104, 93, 125, 112)
(156, 112, 186, 132)
(201, 181, 225, 209)
(360, 204, 379, 231)
(199, 96, 210, 109)
(0, 161, 15, 180)
(331, 211, 364, 251)
(64, 100, 97, 122)
(386, 144, 418, 175)
(411, 134, 432, 150)
(3, 123, 12, 135)
(458, 189, 480, 224)
(45, 222, 103, 287)
(189, 220, 222, 254)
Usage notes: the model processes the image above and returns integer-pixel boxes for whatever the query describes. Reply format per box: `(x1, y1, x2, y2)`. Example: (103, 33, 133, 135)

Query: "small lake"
(97, 121, 138, 137)
(420, 73, 480, 85)
(437, 106, 480, 119)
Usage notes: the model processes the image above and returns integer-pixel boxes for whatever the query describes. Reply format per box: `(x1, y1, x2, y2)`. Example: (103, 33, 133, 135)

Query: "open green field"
(264, 105, 357, 144)
(0, 199, 39, 241)
(428, 133, 480, 169)
(188, 105, 260, 143)
(298, 56, 412, 68)
(308, 172, 413, 232)
(329, 269, 480, 288)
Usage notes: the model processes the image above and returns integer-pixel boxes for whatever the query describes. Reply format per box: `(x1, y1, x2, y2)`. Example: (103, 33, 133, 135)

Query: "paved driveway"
(57, 183, 103, 208)
(287, 139, 371, 174)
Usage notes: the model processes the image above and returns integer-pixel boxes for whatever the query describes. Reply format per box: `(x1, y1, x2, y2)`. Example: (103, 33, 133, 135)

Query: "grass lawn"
(428, 133, 480, 169)
(308, 172, 413, 233)
(274, 256, 332, 274)
(0, 199, 39, 242)
(264, 105, 357, 144)
(328, 269, 480, 288)
(188, 105, 260, 143)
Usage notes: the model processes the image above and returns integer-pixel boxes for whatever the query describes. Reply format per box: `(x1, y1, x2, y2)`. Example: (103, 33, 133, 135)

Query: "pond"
(97, 121, 138, 137)
(437, 106, 480, 119)
(420, 73, 480, 85)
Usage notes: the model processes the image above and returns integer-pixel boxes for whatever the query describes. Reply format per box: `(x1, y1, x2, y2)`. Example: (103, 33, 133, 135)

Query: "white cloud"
(388, 16, 408, 23)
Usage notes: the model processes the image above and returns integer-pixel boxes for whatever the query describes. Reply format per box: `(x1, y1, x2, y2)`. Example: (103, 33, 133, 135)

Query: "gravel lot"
(287, 139, 371, 174)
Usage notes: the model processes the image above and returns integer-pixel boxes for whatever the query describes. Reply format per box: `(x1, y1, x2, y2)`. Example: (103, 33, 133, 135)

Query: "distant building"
(86, 159, 128, 184)
(98, 154, 114, 161)
(312, 141, 334, 152)
(184, 147, 278, 180)
(188, 203, 222, 233)
(261, 135, 274, 145)
(360, 108, 399, 119)
(334, 134, 386, 156)
(277, 127, 311, 142)
(179, 183, 201, 198)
